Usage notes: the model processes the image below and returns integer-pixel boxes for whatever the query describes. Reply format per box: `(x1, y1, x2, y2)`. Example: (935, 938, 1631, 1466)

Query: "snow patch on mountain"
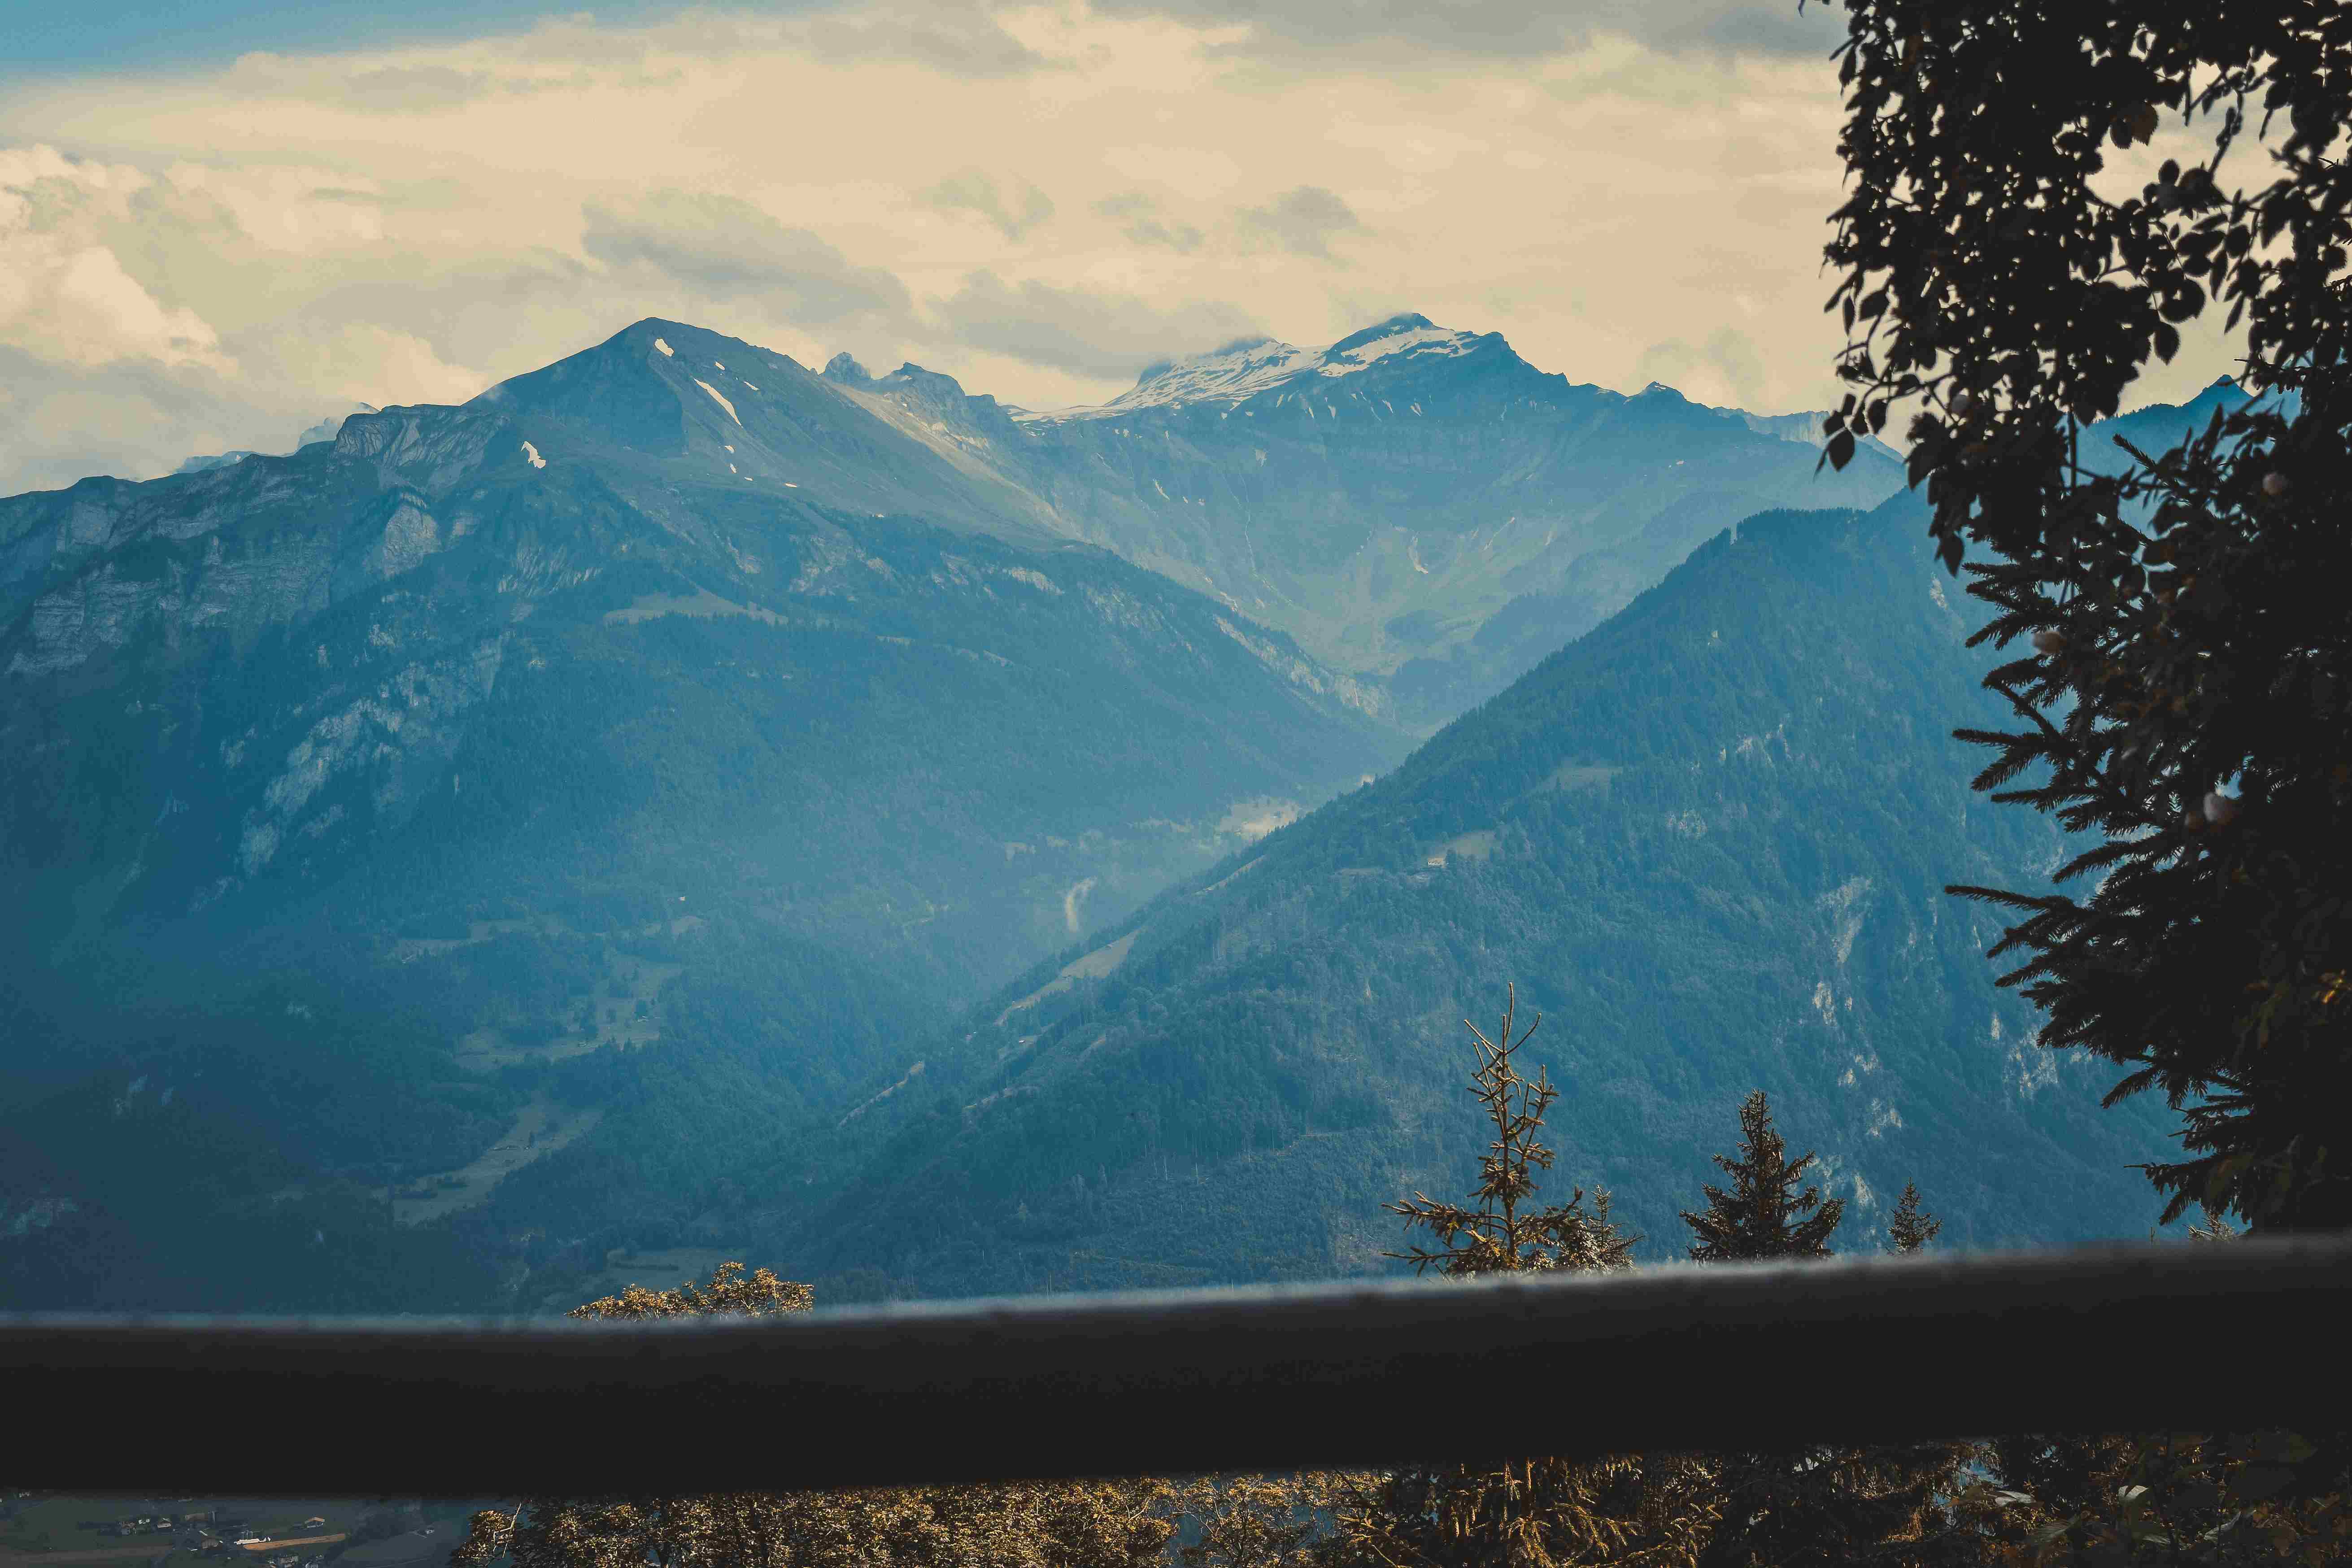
(693, 379, 742, 426)
(1315, 314, 1480, 375)
(1028, 313, 1485, 423)
(1051, 336, 1319, 419)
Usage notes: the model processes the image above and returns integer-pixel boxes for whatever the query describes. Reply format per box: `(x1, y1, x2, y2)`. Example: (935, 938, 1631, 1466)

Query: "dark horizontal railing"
(6, 1237, 2349, 1495)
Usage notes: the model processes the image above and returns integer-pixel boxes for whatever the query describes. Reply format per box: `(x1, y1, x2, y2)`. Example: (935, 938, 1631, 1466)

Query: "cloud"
(581, 191, 914, 325)
(1093, 192, 1203, 253)
(931, 271, 1264, 381)
(920, 170, 1056, 241)
(335, 64, 526, 112)
(1084, 0, 1847, 65)
(157, 162, 391, 253)
(0, 343, 314, 494)
(1634, 326, 1770, 410)
(254, 321, 485, 408)
(0, 0, 2254, 492)
(780, 3, 1050, 78)
(0, 147, 228, 372)
(1235, 185, 1365, 263)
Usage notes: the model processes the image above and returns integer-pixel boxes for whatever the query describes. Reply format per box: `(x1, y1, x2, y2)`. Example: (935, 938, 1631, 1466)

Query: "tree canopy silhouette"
(1812, 0, 2352, 1230)
(453, 1262, 1181, 1568)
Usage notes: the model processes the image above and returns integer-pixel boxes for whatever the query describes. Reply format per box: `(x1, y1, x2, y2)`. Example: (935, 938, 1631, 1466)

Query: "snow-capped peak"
(1314, 313, 1482, 376)
(1089, 336, 1322, 416)
(1037, 314, 1488, 422)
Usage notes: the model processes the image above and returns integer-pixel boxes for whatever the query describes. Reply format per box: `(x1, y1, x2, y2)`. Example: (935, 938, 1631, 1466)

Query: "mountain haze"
(757, 492, 2172, 1302)
(830, 312, 1908, 726)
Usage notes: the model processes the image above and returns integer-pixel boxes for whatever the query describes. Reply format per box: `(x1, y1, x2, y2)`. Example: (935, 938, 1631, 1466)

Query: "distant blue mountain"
(0, 312, 2201, 1312)
(0, 319, 1401, 1310)
(764, 489, 2176, 1302)
(822, 311, 1908, 727)
(171, 404, 377, 476)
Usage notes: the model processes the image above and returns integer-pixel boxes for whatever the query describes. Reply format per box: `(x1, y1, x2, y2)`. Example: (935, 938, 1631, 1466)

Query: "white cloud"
(265, 322, 485, 408)
(931, 269, 1264, 380)
(1636, 326, 1769, 411)
(49, 246, 226, 368)
(0, 147, 228, 373)
(919, 170, 1057, 241)
(0, 0, 2256, 494)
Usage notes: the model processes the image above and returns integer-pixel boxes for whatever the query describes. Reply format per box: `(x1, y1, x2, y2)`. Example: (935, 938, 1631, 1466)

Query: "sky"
(0, 0, 2254, 495)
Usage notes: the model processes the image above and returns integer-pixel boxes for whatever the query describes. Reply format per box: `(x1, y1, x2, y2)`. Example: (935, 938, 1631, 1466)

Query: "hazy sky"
(0, 0, 2248, 494)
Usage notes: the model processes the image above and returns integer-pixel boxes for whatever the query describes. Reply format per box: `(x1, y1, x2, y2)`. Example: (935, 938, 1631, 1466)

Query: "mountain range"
(0, 313, 2175, 1311)
(823, 312, 1906, 726)
(0, 319, 1399, 1307)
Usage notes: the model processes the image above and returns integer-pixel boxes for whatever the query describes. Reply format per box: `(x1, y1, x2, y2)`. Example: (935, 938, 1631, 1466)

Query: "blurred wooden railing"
(4, 1236, 2348, 1494)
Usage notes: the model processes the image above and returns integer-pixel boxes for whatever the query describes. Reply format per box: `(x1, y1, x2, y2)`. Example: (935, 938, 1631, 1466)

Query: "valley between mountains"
(0, 314, 2216, 1311)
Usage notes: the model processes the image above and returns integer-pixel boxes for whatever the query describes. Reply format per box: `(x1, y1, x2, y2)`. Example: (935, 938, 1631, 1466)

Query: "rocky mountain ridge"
(0, 321, 1405, 1310)
(819, 310, 1909, 725)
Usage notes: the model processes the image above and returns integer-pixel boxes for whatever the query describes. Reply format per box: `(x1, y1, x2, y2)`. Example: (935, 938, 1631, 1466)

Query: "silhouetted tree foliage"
(1680, 1092, 1846, 1263)
(565, 1259, 812, 1320)
(1811, 0, 2352, 1548)
(1812, 0, 2352, 1233)
(1957, 1423, 2352, 1562)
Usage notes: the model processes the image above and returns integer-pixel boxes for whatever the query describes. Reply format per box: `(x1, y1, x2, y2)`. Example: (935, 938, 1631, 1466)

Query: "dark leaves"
(1821, 0, 2352, 1232)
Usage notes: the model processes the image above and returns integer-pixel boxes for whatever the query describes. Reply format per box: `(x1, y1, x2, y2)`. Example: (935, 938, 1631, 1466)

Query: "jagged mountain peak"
(1315, 312, 1486, 374)
(171, 401, 379, 476)
(1071, 336, 1321, 418)
(402, 318, 1060, 544)
(1041, 312, 1500, 422)
(877, 362, 969, 395)
(466, 318, 805, 451)
(1326, 310, 1435, 349)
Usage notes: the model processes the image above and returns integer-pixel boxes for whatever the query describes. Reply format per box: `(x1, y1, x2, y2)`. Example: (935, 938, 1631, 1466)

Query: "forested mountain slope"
(761, 491, 2175, 1302)
(0, 320, 1400, 1310)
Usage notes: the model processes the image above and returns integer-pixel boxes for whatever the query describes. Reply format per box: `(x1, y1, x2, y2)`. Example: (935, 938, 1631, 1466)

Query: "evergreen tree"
(1811, 0, 2352, 1233)
(1680, 1092, 1844, 1263)
(1681, 1112, 1973, 1568)
(1385, 984, 1637, 1277)
(1886, 1184, 1941, 1254)
(1341, 987, 1714, 1568)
